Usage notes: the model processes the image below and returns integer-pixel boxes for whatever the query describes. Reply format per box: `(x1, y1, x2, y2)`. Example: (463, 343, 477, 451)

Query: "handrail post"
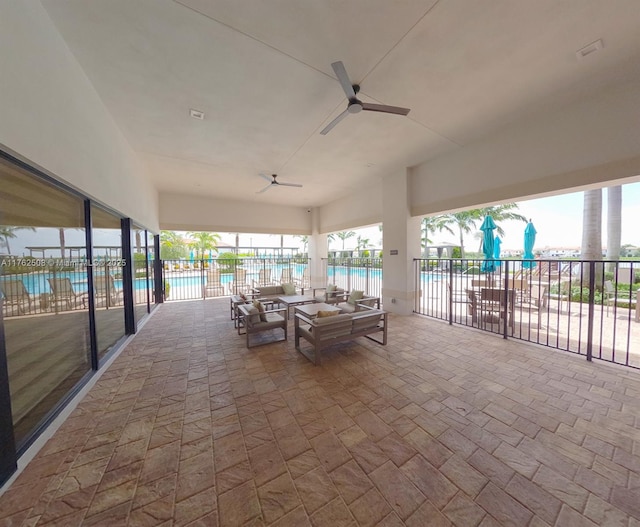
(502, 260, 509, 339)
(449, 259, 454, 325)
(586, 260, 596, 362)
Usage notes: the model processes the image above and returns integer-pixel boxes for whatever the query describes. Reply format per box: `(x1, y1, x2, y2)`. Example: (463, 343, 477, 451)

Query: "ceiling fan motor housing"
(348, 100, 363, 113)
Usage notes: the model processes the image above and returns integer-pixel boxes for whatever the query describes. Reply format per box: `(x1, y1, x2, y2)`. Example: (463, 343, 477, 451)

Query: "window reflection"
(0, 158, 90, 445)
(132, 225, 148, 321)
(91, 206, 126, 360)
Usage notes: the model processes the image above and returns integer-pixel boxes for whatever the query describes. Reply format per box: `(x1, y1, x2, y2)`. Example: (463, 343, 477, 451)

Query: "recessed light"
(576, 39, 603, 60)
(189, 108, 205, 120)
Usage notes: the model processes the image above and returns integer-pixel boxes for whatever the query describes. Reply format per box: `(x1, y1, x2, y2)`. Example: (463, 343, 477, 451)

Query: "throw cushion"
(326, 284, 337, 293)
(244, 306, 261, 325)
(252, 300, 268, 322)
(282, 282, 296, 295)
(348, 290, 364, 305)
(239, 293, 247, 300)
(317, 310, 338, 318)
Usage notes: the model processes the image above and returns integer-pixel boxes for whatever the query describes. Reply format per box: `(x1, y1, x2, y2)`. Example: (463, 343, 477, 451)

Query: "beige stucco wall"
(159, 192, 311, 235)
(410, 79, 640, 217)
(318, 183, 383, 234)
(0, 1, 158, 231)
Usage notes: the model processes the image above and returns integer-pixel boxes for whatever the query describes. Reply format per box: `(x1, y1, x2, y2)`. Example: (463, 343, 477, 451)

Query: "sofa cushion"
(313, 313, 353, 338)
(317, 310, 338, 318)
(257, 285, 282, 297)
(252, 300, 268, 322)
(347, 290, 364, 305)
(327, 284, 337, 294)
(282, 282, 296, 295)
(243, 305, 261, 325)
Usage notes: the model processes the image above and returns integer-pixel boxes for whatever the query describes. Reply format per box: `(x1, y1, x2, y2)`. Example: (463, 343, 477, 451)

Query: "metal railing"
(414, 258, 640, 369)
(321, 257, 383, 297)
(162, 257, 310, 301)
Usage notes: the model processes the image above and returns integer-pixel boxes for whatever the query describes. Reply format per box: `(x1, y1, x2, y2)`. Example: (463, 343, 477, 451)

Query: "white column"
(307, 207, 328, 290)
(382, 168, 421, 315)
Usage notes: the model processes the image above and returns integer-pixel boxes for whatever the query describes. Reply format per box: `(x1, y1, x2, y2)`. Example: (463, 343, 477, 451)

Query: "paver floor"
(1, 298, 639, 526)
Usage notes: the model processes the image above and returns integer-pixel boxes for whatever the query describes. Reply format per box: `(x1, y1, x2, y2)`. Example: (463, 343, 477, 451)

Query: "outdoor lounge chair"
(252, 268, 275, 288)
(0, 279, 32, 315)
(293, 267, 310, 292)
(604, 280, 637, 316)
(48, 277, 86, 310)
(278, 268, 293, 284)
(94, 274, 123, 307)
(229, 268, 250, 295)
(204, 268, 225, 297)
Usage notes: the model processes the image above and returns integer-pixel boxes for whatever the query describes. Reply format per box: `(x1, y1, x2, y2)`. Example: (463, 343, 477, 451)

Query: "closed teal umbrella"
(522, 221, 537, 269)
(493, 236, 502, 259)
(480, 216, 496, 273)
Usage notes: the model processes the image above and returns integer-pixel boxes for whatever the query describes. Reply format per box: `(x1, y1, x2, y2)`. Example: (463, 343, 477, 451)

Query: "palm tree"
(422, 216, 454, 257)
(160, 230, 188, 260)
(356, 235, 370, 256)
(294, 235, 309, 254)
(581, 189, 603, 286)
(606, 186, 622, 272)
(476, 204, 527, 251)
(437, 211, 481, 259)
(327, 233, 336, 250)
(188, 231, 221, 259)
(59, 228, 66, 258)
(0, 226, 19, 254)
(478, 204, 528, 232)
(0, 226, 36, 255)
(436, 204, 527, 258)
(336, 231, 356, 251)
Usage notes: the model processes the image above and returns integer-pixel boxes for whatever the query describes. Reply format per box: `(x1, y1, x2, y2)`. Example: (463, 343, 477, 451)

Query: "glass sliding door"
(0, 158, 91, 446)
(91, 205, 126, 360)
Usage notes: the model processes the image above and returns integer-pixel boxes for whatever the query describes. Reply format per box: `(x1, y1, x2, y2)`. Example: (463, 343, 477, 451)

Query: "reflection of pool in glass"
(2, 271, 152, 296)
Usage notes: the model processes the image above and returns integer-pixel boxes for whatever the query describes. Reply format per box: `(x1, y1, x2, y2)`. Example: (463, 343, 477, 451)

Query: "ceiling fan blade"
(362, 102, 410, 116)
(278, 182, 303, 188)
(256, 183, 272, 194)
(258, 173, 272, 183)
(320, 109, 349, 135)
(331, 61, 356, 99)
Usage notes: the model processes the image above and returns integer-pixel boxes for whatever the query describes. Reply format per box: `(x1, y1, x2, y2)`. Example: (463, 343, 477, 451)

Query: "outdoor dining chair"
(479, 288, 515, 333)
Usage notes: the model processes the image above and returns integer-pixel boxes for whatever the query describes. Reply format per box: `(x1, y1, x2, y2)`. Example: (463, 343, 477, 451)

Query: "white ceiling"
(41, 0, 640, 207)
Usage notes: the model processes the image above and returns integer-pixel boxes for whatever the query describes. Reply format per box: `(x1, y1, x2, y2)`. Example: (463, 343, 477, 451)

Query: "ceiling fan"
(320, 61, 411, 135)
(257, 173, 303, 194)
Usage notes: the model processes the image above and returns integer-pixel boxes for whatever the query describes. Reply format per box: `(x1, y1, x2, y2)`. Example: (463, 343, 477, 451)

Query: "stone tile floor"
(1, 298, 640, 526)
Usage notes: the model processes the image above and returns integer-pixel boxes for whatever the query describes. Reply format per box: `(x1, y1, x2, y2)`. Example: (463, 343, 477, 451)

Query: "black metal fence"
(321, 257, 383, 297)
(415, 258, 640, 369)
(161, 257, 310, 301)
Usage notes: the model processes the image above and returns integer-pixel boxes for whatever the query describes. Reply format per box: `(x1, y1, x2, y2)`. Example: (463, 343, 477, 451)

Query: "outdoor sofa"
(294, 308, 388, 365)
